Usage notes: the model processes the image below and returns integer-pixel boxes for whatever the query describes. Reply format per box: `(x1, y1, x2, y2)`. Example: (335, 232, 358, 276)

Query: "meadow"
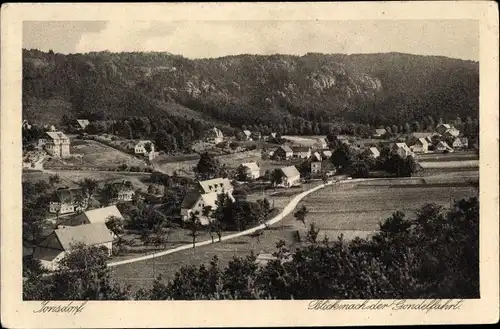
(110, 176, 478, 294)
(44, 139, 146, 169)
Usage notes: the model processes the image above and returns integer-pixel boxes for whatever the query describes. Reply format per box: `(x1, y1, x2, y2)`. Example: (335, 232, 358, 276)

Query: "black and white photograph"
(2, 2, 499, 328)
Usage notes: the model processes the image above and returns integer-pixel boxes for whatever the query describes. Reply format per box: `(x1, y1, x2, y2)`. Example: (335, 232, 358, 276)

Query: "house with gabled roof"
(312, 151, 322, 162)
(411, 138, 429, 153)
(180, 191, 220, 225)
(242, 130, 252, 141)
(321, 150, 332, 159)
(436, 141, 454, 153)
(436, 123, 453, 135)
(205, 127, 224, 144)
(33, 223, 114, 271)
(369, 147, 380, 159)
(451, 137, 464, 149)
(311, 161, 322, 175)
(49, 187, 87, 214)
(241, 162, 261, 180)
(273, 145, 293, 160)
(373, 128, 387, 138)
(76, 119, 90, 130)
(278, 165, 301, 188)
(392, 142, 414, 159)
(197, 177, 233, 196)
(292, 147, 311, 159)
(45, 131, 70, 158)
(64, 205, 124, 228)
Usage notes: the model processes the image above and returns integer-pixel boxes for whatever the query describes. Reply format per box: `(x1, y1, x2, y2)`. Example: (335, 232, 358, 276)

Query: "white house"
(49, 188, 87, 214)
(392, 143, 414, 159)
(45, 131, 70, 158)
(241, 162, 261, 180)
(278, 166, 301, 188)
(242, 130, 253, 141)
(33, 223, 114, 271)
(273, 145, 294, 160)
(369, 147, 380, 158)
(444, 128, 460, 138)
(321, 150, 332, 159)
(292, 147, 311, 159)
(76, 119, 90, 130)
(411, 138, 429, 153)
(65, 205, 124, 228)
(180, 191, 220, 225)
(451, 138, 463, 149)
(134, 140, 155, 155)
(198, 178, 233, 196)
(373, 128, 387, 138)
(436, 141, 454, 153)
(436, 123, 453, 135)
(205, 127, 224, 144)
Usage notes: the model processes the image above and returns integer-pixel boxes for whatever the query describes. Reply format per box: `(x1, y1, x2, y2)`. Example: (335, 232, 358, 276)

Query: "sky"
(23, 20, 479, 61)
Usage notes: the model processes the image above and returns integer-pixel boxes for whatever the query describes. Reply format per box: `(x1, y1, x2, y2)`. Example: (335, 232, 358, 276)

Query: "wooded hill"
(23, 49, 479, 132)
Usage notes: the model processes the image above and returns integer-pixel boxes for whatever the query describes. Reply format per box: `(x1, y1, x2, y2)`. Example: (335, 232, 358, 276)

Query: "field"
(154, 150, 302, 177)
(299, 177, 478, 236)
(44, 139, 146, 169)
(419, 160, 479, 169)
(110, 175, 477, 294)
(282, 135, 326, 147)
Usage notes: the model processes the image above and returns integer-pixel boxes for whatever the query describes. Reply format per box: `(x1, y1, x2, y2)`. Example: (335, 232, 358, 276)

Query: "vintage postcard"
(1, 1, 499, 328)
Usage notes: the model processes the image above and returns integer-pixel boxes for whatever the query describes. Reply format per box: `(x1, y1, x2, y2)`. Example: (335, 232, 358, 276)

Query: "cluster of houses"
(33, 205, 125, 271)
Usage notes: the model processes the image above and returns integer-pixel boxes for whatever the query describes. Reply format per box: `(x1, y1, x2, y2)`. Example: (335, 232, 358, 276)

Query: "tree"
(49, 174, 60, 186)
(305, 222, 320, 244)
(236, 164, 251, 182)
(144, 142, 153, 154)
(105, 215, 125, 237)
(195, 152, 220, 180)
(187, 212, 202, 249)
(79, 178, 99, 204)
(25, 243, 130, 300)
(270, 168, 285, 187)
(294, 205, 309, 227)
(74, 191, 87, 213)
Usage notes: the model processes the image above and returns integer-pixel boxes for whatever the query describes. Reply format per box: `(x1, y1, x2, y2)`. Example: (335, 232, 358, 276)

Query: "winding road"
(108, 178, 364, 268)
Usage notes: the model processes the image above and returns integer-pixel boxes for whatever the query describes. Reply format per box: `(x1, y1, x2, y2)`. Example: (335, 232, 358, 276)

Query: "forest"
(23, 49, 479, 140)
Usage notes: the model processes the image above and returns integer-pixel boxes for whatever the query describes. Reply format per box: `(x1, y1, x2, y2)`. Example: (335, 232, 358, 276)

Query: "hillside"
(23, 49, 479, 130)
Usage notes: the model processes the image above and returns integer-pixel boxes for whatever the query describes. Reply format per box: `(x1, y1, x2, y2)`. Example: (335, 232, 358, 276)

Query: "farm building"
(49, 188, 87, 214)
(313, 138, 328, 149)
(273, 145, 293, 160)
(205, 127, 224, 144)
(392, 143, 414, 159)
(435, 141, 454, 153)
(279, 165, 301, 188)
(62, 205, 123, 238)
(180, 191, 231, 225)
(451, 137, 466, 149)
(321, 150, 332, 159)
(45, 131, 71, 158)
(311, 161, 322, 175)
(373, 128, 387, 138)
(33, 223, 114, 271)
(311, 151, 322, 162)
(411, 138, 429, 153)
(369, 147, 380, 158)
(242, 130, 253, 141)
(76, 119, 90, 130)
(198, 178, 233, 196)
(241, 162, 261, 180)
(444, 128, 460, 138)
(292, 147, 311, 159)
(436, 123, 453, 135)
(134, 140, 155, 155)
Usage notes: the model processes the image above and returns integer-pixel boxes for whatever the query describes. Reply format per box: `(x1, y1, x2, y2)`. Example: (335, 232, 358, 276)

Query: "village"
(21, 115, 479, 277)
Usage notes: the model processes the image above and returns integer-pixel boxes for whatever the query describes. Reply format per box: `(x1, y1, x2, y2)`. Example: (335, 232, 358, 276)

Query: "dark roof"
(181, 191, 202, 209)
(32, 247, 62, 261)
(292, 147, 310, 152)
(278, 145, 293, 153)
(50, 188, 85, 203)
